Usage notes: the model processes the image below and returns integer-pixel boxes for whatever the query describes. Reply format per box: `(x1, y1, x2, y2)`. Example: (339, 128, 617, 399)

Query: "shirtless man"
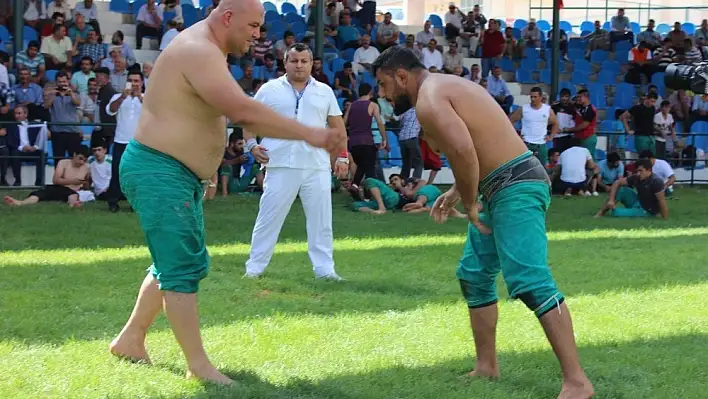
(108, 0, 344, 385)
(3, 145, 90, 207)
(371, 47, 594, 399)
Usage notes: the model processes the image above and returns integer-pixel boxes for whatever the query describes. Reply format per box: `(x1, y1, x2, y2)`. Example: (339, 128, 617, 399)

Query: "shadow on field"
(156, 334, 708, 399)
(2, 232, 707, 344)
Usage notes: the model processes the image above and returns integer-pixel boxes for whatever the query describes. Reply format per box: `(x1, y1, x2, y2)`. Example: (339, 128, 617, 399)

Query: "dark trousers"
(351, 144, 378, 186)
(610, 31, 634, 47)
(399, 137, 423, 180)
(625, 63, 655, 84)
(51, 132, 83, 164)
(0, 145, 9, 184)
(107, 142, 127, 207)
(445, 23, 460, 40)
(136, 23, 162, 49)
(44, 56, 68, 71)
(11, 150, 45, 186)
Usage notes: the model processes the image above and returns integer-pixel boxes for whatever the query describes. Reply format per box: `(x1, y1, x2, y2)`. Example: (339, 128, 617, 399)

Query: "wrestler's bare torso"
(415, 74, 528, 180)
(55, 159, 89, 192)
(134, 22, 228, 180)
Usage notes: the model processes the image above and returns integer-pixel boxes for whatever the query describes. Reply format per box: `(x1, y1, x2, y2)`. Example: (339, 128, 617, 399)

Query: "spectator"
(311, 57, 330, 85)
(78, 77, 99, 123)
(561, 89, 598, 160)
(109, 31, 137, 67)
(453, 65, 468, 79)
(12, 67, 44, 120)
(105, 70, 143, 212)
(23, 0, 46, 28)
(135, 0, 163, 50)
(480, 19, 505, 77)
(520, 18, 542, 50)
(40, 25, 74, 70)
(610, 8, 634, 47)
(595, 152, 624, 192)
(109, 57, 128, 92)
(237, 64, 255, 94)
(335, 62, 357, 100)
(551, 88, 577, 152)
(443, 42, 463, 74)
(323, 2, 339, 30)
(204, 0, 219, 17)
(158, 0, 182, 19)
(667, 22, 687, 52)
(546, 148, 561, 172)
(654, 100, 677, 160)
(416, 21, 435, 47)
(595, 159, 668, 219)
(253, 26, 274, 66)
(469, 64, 481, 84)
(376, 12, 400, 52)
(71, 57, 96, 94)
(695, 19, 708, 48)
(639, 150, 676, 194)
(353, 35, 380, 75)
(159, 17, 183, 51)
(95, 67, 116, 150)
(648, 85, 663, 110)
(510, 86, 558, 165)
(261, 53, 278, 81)
(421, 39, 443, 70)
(344, 83, 387, 187)
(73, 0, 100, 36)
(88, 141, 111, 200)
(638, 19, 662, 50)
(653, 38, 679, 69)
(621, 92, 659, 155)
(4, 105, 47, 186)
(400, 34, 424, 62)
(457, 5, 486, 57)
(3, 145, 90, 208)
(584, 20, 611, 58)
(397, 107, 423, 180)
(444, 3, 466, 42)
(503, 27, 519, 58)
(336, 13, 361, 50)
(46, 0, 70, 22)
(551, 138, 598, 197)
(142, 62, 153, 89)
(487, 66, 514, 115)
(219, 133, 264, 196)
(683, 38, 703, 65)
(78, 30, 107, 67)
(100, 47, 120, 71)
(479, 77, 488, 90)
(68, 13, 94, 49)
(274, 31, 296, 60)
(45, 72, 81, 163)
(625, 41, 653, 84)
(690, 94, 708, 125)
(669, 89, 692, 133)
(40, 12, 65, 38)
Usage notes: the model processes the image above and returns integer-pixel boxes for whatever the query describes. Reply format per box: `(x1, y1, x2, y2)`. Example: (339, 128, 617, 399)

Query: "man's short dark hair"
(649, 19, 655, 24)
(343, 61, 352, 69)
(647, 92, 658, 100)
(635, 159, 652, 170)
(228, 130, 243, 143)
(639, 150, 654, 160)
(388, 173, 402, 181)
(560, 88, 571, 96)
(660, 100, 670, 108)
(51, 11, 64, 20)
(358, 83, 372, 97)
(128, 70, 144, 80)
(56, 71, 69, 80)
(80, 56, 93, 64)
(284, 30, 294, 38)
(74, 145, 89, 158)
(27, 40, 40, 50)
(384, 12, 392, 17)
(548, 148, 560, 157)
(607, 152, 621, 163)
(530, 86, 543, 95)
(618, 8, 625, 12)
(87, 77, 96, 84)
(371, 46, 425, 76)
(313, 56, 322, 62)
(264, 53, 275, 61)
(285, 43, 313, 62)
(577, 89, 589, 98)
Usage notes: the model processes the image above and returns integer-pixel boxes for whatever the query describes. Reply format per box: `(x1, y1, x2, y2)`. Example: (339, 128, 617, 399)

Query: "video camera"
(664, 62, 708, 95)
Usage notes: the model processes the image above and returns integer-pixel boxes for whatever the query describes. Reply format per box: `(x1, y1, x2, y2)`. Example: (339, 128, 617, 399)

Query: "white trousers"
(245, 167, 335, 276)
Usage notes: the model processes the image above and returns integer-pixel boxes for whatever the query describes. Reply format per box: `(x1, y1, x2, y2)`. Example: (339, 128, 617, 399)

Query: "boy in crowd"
(88, 140, 112, 200)
(595, 159, 669, 219)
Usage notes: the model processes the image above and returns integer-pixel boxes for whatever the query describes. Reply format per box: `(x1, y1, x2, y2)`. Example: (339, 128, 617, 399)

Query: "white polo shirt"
(254, 76, 342, 171)
(106, 93, 143, 144)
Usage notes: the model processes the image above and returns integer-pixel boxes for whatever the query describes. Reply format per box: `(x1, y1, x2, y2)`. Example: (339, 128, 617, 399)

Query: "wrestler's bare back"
(134, 22, 230, 180)
(415, 74, 528, 180)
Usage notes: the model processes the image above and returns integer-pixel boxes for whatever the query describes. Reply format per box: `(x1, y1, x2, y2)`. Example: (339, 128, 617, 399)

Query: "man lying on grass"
(391, 174, 466, 216)
(595, 159, 669, 219)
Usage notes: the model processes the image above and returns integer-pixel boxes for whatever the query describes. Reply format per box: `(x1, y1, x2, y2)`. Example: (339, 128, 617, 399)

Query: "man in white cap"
(521, 18, 542, 50)
(160, 17, 183, 50)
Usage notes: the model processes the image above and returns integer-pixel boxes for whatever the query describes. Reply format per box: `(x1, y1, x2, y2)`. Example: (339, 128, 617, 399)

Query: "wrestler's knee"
(514, 286, 566, 318)
(457, 265, 499, 308)
(152, 261, 209, 294)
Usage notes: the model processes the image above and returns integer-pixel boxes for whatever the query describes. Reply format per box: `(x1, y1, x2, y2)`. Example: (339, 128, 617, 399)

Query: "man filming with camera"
(44, 72, 82, 165)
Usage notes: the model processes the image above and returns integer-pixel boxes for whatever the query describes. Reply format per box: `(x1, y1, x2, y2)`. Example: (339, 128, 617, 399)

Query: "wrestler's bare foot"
(109, 332, 151, 364)
(186, 364, 234, 385)
(3, 196, 20, 206)
(464, 367, 500, 379)
(557, 379, 595, 399)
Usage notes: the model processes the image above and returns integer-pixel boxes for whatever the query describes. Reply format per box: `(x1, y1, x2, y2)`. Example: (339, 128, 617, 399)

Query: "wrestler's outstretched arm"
(182, 43, 344, 152)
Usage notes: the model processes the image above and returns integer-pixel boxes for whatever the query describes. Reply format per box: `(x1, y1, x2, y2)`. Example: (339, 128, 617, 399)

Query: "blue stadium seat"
(590, 88, 608, 109)
(568, 39, 586, 50)
(613, 84, 635, 109)
(651, 72, 665, 92)
(602, 21, 611, 30)
(337, 97, 346, 112)
(262, 1, 277, 12)
(523, 47, 539, 60)
(567, 48, 585, 61)
(251, 66, 264, 80)
(498, 20, 506, 30)
(690, 122, 708, 151)
(516, 69, 536, 84)
(588, 82, 605, 96)
(580, 30, 592, 36)
(597, 69, 617, 85)
(229, 65, 243, 80)
(342, 48, 355, 61)
(615, 41, 632, 54)
(573, 59, 592, 74)
(181, 5, 198, 27)
(264, 10, 281, 22)
(198, 0, 210, 7)
(656, 23, 671, 34)
(284, 13, 303, 24)
(580, 21, 594, 32)
(606, 106, 620, 120)
(537, 20, 551, 32)
(571, 71, 589, 86)
(360, 72, 376, 87)
(109, 0, 131, 14)
(331, 57, 346, 72)
(45, 70, 58, 82)
(520, 58, 538, 71)
(691, 121, 708, 134)
(499, 57, 515, 72)
(23, 25, 37, 41)
(513, 19, 527, 30)
(540, 69, 551, 85)
(281, 2, 297, 14)
(602, 60, 620, 74)
(614, 49, 629, 65)
(630, 22, 641, 34)
(682, 22, 696, 35)
(324, 70, 334, 85)
(289, 21, 306, 34)
(560, 20, 573, 33)
(590, 50, 609, 64)
(512, 27, 522, 40)
(427, 14, 443, 27)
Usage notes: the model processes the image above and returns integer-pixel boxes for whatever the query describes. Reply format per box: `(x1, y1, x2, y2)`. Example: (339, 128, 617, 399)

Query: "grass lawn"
(1, 186, 707, 399)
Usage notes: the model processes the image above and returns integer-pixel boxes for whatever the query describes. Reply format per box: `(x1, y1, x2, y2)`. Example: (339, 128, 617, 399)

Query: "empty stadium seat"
(284, 13, 303, 24)
(540, 69, 551, 85)
(342, 48, 356, 61)
(560, 20, 573, 33)
(229, 65, 243, 80)
(109, 0, 131, 14)
(512, 27, 522, 40)
(613, 84, 635, 109)
(573, 59, 592, 74)
(580, 21, 594, 32)
(630, 22, 641, 34)
(45, 70, 58, 82)
(601, 60, 620, 74)
(520, 58, 539, 72)
(425, 14, 442, 27)
(590, 50, 609, 64)
(571, 71, 589, 86)
(264, 10, 281, 22)
(568, 39, 586, 50)
(386, 131, 402, 167)
(651, 73, 666, 95)
(588, 82, 605, 96)
(516, 69, 536, 84)
(281, 2, 297, 14)
(597, 69, 618, 85)
(337, 97, 346, 112)
(614, 49, 629, 65)
(616, 41, 632, 54)
(262, 1, 278, 12)
(537, 20, 551, 31)
(590, 89, 608, 109)
(513, 19, 528, 30)
(682, 22, 696, 35)
(23, 25, 37, 41)
(656, 23, 671, 34)
(602, 21, 611, 30)
(567, 48, 585, 62)
(523, 47, 539, 60)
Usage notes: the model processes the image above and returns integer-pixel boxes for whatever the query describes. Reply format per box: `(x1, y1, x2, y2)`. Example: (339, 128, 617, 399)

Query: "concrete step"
(101, 21, 136, 37)
(134, 48, 160, 64)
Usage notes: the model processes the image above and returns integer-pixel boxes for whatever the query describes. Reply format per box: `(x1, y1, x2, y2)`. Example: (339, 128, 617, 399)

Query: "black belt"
(479, 156, 551, 202)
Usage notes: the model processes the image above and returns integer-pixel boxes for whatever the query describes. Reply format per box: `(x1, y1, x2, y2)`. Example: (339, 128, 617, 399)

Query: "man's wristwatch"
(336, 157, 349, 164)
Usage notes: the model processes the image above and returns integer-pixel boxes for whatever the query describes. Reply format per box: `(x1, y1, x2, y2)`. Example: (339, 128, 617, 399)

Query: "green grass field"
(1, 187, 707, 399)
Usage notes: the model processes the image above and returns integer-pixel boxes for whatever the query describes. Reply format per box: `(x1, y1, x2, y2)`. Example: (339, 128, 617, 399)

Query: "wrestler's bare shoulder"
(154, 22, 223, 65)
(417, 74, 484, 110)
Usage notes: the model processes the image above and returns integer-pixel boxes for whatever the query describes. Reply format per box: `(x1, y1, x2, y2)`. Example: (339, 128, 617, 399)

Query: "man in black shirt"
(95, 67, 117, 152)
(595, 159, 668, 219)
(551, 88, 577, 152)
(621, 92, 658, 155)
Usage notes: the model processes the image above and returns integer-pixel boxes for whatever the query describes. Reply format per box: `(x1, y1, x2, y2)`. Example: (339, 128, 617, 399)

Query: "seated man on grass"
(3, 145, 90, 208)
(593, 151, 624, 193)
(550, 139, 599, 197)
(219, 133, 263, 196)
(351, 176, 406, 215)
(389, 174, 465, 217)
(595, 159, 668, 219)
(638, 150, 676, 195)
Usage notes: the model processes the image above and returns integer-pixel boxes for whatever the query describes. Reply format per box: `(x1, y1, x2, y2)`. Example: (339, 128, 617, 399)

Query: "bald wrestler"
(108, 0, 344, 385)
(371, 47, 594, 399)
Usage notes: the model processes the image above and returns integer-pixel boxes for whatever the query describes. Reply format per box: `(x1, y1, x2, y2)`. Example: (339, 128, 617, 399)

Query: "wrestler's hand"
(430, 188, 461, 224)
(251, 145, 270, 164)
(307, 128, 346, 154)
(466, 202, 491, 235)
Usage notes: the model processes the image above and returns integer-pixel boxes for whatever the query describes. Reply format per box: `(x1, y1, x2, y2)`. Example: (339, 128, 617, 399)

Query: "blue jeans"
(482, 57, 499, 78)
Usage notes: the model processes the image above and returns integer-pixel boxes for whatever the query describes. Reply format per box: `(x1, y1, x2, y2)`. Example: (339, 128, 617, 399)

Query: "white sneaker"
(583, 191, 591, 197)
(592, 191, 599, 196)
(316, 273, 344, 281)
(243, 271, 263, 279)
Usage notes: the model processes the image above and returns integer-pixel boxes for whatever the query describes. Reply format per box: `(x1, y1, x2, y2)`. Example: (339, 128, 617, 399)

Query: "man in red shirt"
(480, 19, 506, 77)
(559, 89, 598, 160)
